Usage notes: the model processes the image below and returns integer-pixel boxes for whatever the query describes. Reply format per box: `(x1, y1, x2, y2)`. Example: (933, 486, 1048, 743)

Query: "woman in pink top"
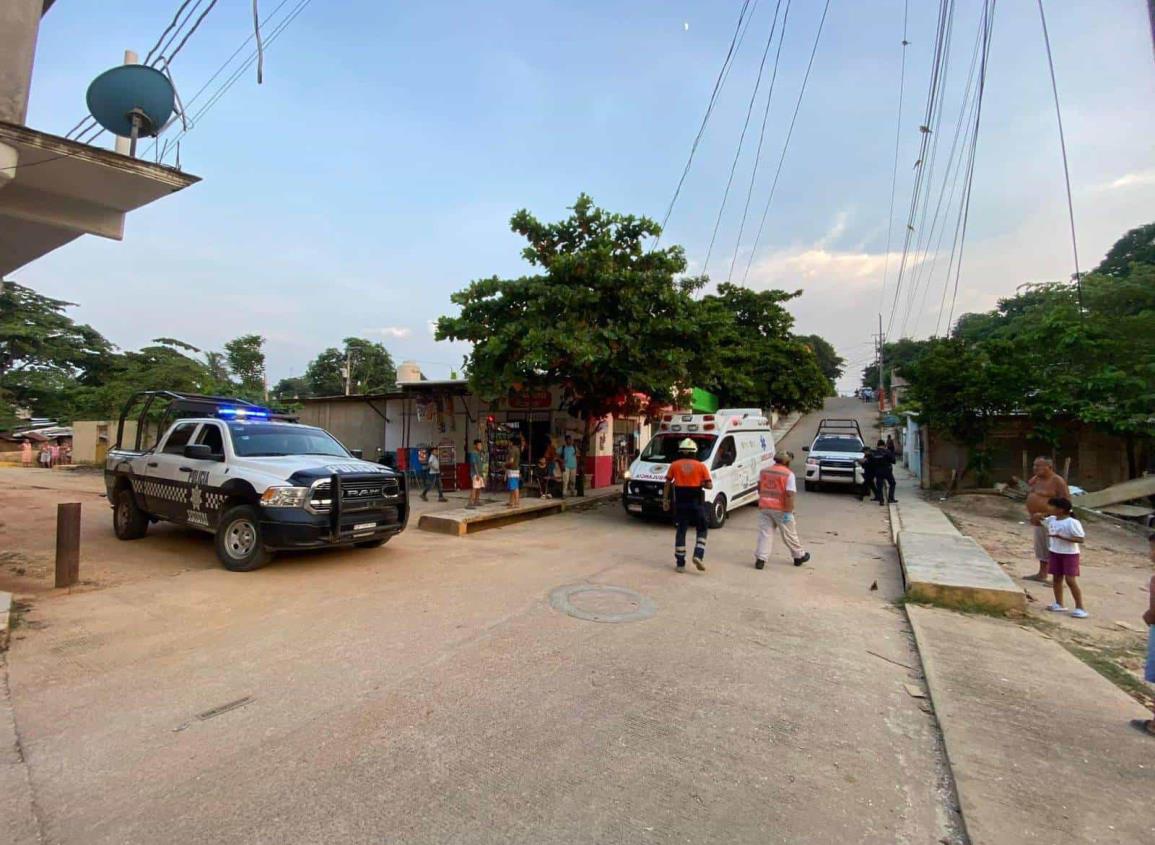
(21, 439, 33, 467)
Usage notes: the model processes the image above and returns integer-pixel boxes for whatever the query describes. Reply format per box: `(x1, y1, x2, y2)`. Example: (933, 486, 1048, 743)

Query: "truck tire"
(355, 537, 390, 549)
(215, 505, 273, 572)
(707, 494, 727, 529)
(113, 489, 149, 540)
(804, 480, 816, 492)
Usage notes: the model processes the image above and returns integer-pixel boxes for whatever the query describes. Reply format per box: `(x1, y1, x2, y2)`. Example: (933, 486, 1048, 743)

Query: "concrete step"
(418, 487, 620, 536)
(898, 531, 1026, 613)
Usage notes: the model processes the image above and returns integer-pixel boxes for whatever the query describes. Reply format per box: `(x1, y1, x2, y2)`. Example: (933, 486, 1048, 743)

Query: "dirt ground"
(938, 492, 1153, 707)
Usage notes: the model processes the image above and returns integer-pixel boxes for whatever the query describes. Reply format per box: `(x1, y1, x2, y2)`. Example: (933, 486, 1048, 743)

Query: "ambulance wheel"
(113, 489, 149, 540)
(708, 495, 727, 529)
(215, 505, 273, 572)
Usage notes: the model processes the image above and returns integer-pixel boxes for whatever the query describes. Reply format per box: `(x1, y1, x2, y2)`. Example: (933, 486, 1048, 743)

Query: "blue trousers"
(674, 502, 708, 566)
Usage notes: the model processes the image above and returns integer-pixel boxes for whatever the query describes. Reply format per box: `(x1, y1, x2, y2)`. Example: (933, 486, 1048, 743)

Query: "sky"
(14, 0, 1155, 393)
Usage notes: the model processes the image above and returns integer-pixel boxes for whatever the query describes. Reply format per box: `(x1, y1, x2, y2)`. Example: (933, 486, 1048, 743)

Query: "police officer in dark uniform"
(874, 439, 898, 505)
(857, 446, 880, 503)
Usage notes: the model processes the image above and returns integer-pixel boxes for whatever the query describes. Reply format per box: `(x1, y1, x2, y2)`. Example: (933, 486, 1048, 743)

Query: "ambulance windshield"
(640, 434, 717, 463)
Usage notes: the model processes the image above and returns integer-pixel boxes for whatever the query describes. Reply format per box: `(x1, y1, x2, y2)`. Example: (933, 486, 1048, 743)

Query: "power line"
(945, 0, 998, 332)
(1035, 0, 1083, 310)
(659, 0, 757, 238)
(702, 0, 786, 275)
(157, 0, 220, 70)
(726, 0, 792, 283)
(740, 0, 833, 283)
(878, 0, 909, 314)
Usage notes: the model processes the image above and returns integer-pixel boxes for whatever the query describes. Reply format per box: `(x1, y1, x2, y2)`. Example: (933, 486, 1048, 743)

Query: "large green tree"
(1094, 221, 1155, 277)
(693, 285, 830, 412)
(798, 333, 845, 388)
(436, 194, 705, 492)
(305, 338, 397, 396)
(224, 334, 266, 400)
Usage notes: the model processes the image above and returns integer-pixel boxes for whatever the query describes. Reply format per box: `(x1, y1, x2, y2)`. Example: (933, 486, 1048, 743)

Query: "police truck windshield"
(640, 434, 717, 463)
(812, 436, 862, 453)
(228, 424, 350, 458)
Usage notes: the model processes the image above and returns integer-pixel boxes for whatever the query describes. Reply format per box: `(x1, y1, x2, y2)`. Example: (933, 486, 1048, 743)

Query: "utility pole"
(877, 314, 885, 411)
(343, 347, 353, 396)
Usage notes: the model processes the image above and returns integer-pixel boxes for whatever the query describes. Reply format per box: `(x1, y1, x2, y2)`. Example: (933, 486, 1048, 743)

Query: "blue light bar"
(217, 406, 270, 420)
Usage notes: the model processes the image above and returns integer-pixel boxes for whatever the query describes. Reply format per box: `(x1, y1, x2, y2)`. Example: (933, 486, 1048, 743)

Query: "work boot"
(420, 492, 428, 501)
(888, 496, 898, 503)
(693, 556, 705, 572)
(438, 497, 448, 503)
(755, 558, 765, 570)
(675, 563, 686, 573)
(793, 552, 811, 567)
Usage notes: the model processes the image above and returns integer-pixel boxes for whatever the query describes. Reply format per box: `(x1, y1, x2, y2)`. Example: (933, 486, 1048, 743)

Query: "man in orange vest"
(663, 438, 712, 572)
(755, 449, 811, 569)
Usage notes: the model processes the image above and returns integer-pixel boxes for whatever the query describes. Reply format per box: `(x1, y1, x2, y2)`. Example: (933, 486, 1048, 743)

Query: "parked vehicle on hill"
(622, 409, 775, 529)
(104, 391, 408, 571)
(802, 419, 865, 492)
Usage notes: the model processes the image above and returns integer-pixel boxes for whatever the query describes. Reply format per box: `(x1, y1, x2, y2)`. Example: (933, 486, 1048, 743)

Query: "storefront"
(299, 382, 651, 492)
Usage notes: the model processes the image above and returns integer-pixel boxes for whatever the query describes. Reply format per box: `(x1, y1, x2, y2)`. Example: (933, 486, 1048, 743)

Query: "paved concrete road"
(6, 398, 963, 844)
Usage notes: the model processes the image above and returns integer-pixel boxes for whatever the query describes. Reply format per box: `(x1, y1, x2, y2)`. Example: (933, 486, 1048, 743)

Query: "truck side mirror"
(801, 446, 809, 451)
(350, 449, 364, 459)
(183, 444, 215, 460)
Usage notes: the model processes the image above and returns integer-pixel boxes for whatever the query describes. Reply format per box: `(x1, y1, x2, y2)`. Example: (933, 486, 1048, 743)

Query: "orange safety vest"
(758, 464, 793, 510)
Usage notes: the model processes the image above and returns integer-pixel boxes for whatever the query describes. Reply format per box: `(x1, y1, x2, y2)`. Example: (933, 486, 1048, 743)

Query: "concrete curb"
(1, 655, 42, 845)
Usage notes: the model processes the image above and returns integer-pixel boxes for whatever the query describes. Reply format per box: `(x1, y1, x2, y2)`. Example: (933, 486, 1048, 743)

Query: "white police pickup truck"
(801, 418, 865, 492)
(104, 391, 408, 571)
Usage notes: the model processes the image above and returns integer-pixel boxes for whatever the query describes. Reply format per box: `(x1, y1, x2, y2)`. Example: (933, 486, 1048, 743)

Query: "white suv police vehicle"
(801, 418, 865, 492)
(105, 391, 408, 571)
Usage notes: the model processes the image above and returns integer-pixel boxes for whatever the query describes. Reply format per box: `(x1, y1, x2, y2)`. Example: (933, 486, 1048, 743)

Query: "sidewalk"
(893, 472, 1155, 844)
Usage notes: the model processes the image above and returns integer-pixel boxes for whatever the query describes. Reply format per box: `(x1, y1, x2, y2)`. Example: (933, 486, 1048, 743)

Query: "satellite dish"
(86, 65, 175, 147)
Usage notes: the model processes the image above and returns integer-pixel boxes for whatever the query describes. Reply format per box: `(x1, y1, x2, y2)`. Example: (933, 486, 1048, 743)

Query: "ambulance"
(621, 409, 775, 529)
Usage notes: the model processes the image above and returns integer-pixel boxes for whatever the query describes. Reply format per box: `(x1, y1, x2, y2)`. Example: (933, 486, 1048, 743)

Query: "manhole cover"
(548, 584, 656, 624)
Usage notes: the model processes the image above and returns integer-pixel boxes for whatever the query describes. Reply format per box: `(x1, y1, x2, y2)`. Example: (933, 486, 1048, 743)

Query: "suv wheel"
(708, 494, 727, 529)
(113, 489, 149, 540)
(215, 505, 273, 572)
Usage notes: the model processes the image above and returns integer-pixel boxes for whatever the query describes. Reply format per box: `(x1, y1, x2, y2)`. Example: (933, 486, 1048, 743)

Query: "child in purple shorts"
(1133, 534, 1155, 738)
(1043, 497, 1087, 618)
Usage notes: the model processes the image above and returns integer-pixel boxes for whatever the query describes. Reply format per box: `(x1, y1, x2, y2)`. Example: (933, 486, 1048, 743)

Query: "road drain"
(549, 585, 656, 624)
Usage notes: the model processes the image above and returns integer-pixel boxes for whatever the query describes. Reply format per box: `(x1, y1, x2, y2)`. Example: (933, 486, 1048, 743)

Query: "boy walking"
(560, 434, 578, 497)
(1132, 533, 1155, 738)
(505, 434, 523, 508)
(420, 447, 448, 503)
(754, 450, 811, 569)
(663, 438, 711, 572)
(1043, 497, 1087, 618)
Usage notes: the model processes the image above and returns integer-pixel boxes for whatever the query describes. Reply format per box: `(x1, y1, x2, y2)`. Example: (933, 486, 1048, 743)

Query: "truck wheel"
(113, 489, 149, 540)
(708, 494, 727, 529)
(355, 537, 390, 549)
(804, 480, 816, 492)
(215, 505, 273, 572)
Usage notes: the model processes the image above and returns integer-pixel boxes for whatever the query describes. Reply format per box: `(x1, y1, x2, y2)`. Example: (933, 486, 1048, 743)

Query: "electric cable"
(740, 0, 833, 283)
(878, 0, 910, 313)
(659, 0, 757, 237)
(726, 0, 792, 283)
(702, 0, 786, 276)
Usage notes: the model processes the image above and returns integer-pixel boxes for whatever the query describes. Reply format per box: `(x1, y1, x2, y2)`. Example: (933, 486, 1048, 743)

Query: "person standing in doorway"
(754, 450, 811, 569)
(420, 447, 448, 503)
(467, 439, 485, 509)
(1024, 456, 1070, 583)
(560, 434, 578, 498)
(505, 434, 524, 508)
(663, 438, 712, 572)
(20, 439, 32, 468)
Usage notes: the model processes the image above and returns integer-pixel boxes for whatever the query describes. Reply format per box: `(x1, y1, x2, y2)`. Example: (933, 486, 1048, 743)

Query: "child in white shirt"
(1044, 496, 1087, 618)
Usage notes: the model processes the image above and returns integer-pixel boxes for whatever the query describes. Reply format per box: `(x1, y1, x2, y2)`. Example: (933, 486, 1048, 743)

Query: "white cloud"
(364, 326, 412, 339)
(1099, 169, 1155, 191)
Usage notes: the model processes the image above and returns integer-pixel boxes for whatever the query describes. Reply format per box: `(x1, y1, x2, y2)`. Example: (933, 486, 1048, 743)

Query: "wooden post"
(55, 503, 81, 588)
(1061, 456, 1071, 483)
(1021, 450, 1029, 482)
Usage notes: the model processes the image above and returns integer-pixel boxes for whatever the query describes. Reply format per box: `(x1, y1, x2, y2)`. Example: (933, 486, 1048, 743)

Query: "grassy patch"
(1061, 641, 1154, 709)
(894, 593, 1024, 620)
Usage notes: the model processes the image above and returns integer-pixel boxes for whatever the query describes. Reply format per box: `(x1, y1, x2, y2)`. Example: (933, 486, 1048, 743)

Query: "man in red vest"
(663, 438, 712, 572)
(755, 449, 811, 569)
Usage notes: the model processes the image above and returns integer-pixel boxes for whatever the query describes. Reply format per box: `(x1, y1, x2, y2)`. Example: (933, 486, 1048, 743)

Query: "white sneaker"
(1070, 608, 1089, 619)
(1045, 603, 1068, 613)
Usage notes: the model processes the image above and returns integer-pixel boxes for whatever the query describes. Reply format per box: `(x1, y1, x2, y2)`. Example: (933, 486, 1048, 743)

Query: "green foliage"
(861, 337, 932, 390)
(798, 334, 845, 387)
(693, 285, 830, 413)
(224, 334, 266, 399)
(305, 338, 397, 397)
(437, 194, 704, 418)
(902, 221, 1155, 477)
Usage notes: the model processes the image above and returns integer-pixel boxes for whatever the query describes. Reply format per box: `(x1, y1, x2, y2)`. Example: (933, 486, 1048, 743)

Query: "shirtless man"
(1024, 456, 1070, 583)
